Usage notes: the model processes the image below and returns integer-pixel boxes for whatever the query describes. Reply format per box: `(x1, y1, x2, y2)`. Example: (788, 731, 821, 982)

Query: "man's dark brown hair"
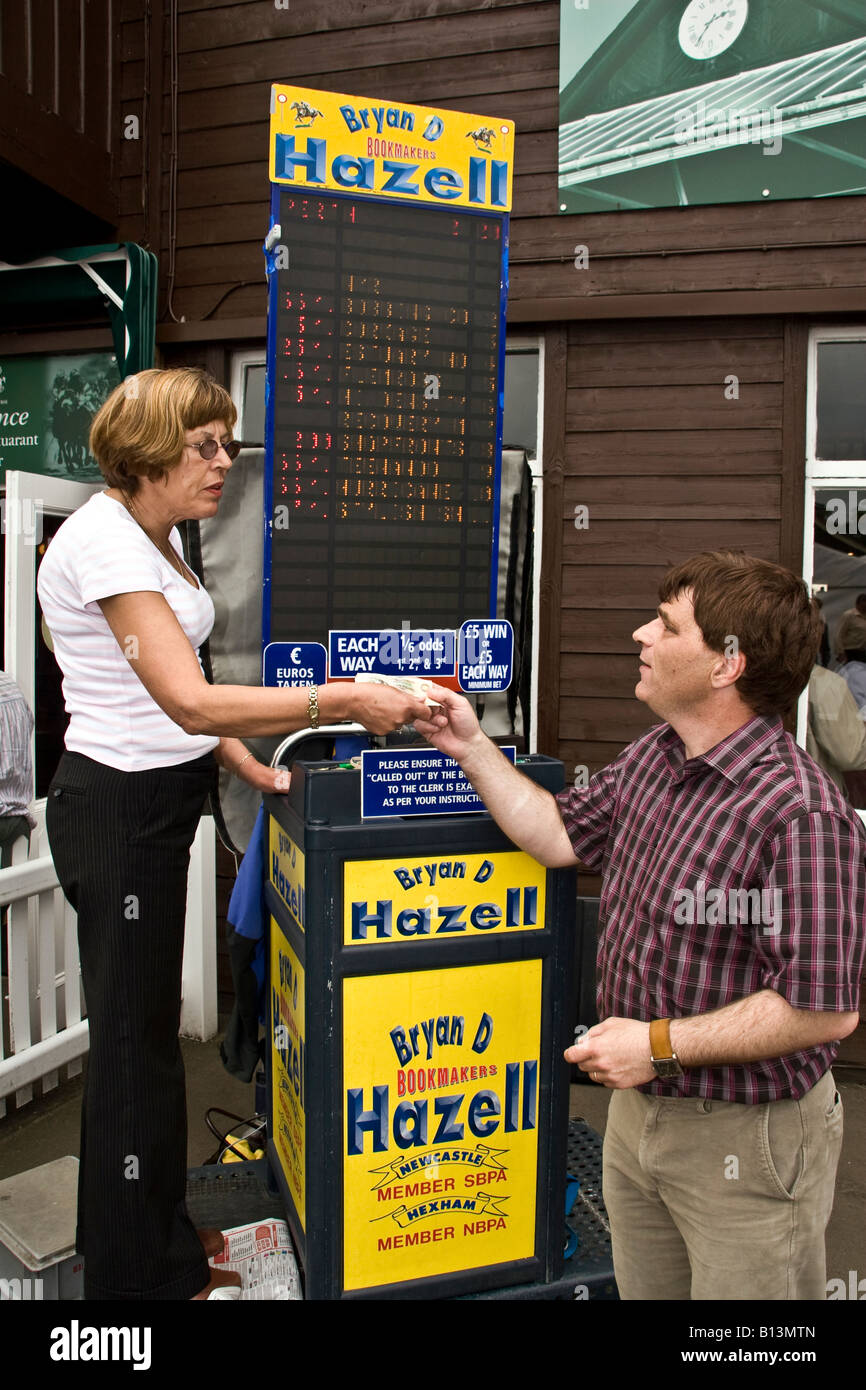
(658, 550, 823, 717)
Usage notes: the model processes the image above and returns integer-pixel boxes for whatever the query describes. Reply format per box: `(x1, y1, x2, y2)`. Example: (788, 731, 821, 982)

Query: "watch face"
(652, 1057, 684, 1079)
(678, 0, 749, 60)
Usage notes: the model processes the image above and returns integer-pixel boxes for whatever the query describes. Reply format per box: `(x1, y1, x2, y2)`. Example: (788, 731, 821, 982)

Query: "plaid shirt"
(555, 716, 866, 1102)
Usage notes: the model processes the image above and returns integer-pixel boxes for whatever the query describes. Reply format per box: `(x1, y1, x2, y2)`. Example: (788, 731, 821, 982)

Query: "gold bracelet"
(236, 751, 254, 775)
(308, 684, 320, 729)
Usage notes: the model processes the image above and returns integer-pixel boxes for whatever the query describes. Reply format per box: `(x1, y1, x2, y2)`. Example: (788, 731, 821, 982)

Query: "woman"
(38, 367, 429, 1300)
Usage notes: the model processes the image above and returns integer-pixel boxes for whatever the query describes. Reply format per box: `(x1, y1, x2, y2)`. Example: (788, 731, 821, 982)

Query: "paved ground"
(0, 1032, 257, 1182)
(1, 1031, 863, 1297)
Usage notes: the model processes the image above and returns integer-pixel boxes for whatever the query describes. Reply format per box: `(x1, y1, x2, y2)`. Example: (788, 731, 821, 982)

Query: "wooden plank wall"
(118, 0, 866, 324)
(118, 0, 559, 323)
(0, 0, 118, 223)
(114, 0, 859, 783)
(508, 200, 866, 319)
(556, 315, 787, 783)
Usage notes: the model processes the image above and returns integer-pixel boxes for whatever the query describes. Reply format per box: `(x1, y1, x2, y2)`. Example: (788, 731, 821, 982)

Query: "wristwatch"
(649, 1018, 684, 1079)
(307, 684, 320, 729)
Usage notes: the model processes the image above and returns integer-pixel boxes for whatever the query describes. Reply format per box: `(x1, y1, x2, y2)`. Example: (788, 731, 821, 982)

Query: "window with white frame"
(230, 350, 267, 446)
(230, 342, 540, 455)
(803, 328, 866, 811)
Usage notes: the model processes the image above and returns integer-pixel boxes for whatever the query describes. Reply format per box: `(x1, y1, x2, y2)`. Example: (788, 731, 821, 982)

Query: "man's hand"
(414, 682, 578, 867)
(564, 1017, 655, 1089)
(413, 684, 485, 763)
(564, 995, 861, 1088)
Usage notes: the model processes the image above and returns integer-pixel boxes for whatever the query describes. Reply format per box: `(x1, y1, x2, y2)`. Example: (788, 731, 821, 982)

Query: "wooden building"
(2, 0, 866, 968)
(109, 0, 866, 776)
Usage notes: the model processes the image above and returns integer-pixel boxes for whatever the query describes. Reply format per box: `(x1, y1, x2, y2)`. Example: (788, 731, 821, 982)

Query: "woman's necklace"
(119, 493, 196, 586)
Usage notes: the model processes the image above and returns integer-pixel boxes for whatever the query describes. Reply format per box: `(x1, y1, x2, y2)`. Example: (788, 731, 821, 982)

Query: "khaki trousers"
(602, 1069, 843, 1300)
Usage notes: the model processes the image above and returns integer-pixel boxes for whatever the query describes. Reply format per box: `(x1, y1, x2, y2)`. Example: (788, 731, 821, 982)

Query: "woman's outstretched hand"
(348, 682, 438, 736)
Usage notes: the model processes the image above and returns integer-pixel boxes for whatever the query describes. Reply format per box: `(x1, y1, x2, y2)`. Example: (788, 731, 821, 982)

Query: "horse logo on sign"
(467, 127, 496, 152)
(291, 100, 323, 128)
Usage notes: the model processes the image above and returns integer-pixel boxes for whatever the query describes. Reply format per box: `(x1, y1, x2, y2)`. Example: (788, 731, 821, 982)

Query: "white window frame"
(230, 349, 267, 443)
(503, 333, 544, 750)
(805, 326, 866, 478)
(803, 327, 866, 828)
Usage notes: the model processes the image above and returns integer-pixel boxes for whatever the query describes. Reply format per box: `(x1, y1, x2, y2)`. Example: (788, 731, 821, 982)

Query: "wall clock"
(678, 0, 749, 60)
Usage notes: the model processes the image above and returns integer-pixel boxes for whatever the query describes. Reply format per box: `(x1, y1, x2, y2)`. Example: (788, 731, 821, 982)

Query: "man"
(833, 592, 866, 667)
(806, 626, 866, 798)
(839, 642, 866, 722)
(0, 670, 35, 868)
(417, 551, 865, 1301)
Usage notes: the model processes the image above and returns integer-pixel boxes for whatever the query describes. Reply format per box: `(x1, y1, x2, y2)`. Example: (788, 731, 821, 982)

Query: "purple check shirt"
(555, 716, 866, 1102)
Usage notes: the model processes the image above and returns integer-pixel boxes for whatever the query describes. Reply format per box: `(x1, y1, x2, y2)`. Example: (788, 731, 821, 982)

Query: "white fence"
(0, 815, 85, 1117)
(0, 809, 218, 1117)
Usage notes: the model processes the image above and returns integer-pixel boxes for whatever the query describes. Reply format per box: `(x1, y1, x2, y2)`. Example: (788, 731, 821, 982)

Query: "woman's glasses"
(187, 438, 242, 461)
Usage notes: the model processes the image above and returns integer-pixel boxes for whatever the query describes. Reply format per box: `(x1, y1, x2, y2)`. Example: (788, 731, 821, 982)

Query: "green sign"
(0, 353, 119, 483)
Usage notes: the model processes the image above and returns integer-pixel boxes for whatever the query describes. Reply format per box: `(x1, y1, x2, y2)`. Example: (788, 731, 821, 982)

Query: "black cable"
(201, 281, 264, 321)
(204, 1107, 266, 1164)
(163, 0, 181, 324)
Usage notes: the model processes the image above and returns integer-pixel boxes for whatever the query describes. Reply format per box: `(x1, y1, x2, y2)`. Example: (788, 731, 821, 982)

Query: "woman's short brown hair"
(89, 367, 238, 495)
(658, 550, 822, 717)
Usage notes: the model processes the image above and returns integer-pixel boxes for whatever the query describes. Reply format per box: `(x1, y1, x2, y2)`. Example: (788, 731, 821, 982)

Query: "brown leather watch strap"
(649, 1017, 674, 1060)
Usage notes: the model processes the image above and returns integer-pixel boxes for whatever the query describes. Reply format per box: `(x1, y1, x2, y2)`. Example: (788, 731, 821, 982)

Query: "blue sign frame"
(263, 641, 328, 688)
(360, 746, 517, 819)
(261, 184, 510, 649)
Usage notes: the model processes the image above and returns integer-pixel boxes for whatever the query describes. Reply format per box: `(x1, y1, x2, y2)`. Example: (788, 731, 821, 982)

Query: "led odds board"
(263, 86, 515, 647)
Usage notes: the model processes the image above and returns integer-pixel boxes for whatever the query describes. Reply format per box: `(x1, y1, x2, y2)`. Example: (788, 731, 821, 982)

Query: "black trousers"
(46, 749, 218, 1300)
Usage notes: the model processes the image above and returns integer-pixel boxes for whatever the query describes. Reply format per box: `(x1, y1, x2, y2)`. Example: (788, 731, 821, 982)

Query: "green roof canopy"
(0, 243, 158, 377)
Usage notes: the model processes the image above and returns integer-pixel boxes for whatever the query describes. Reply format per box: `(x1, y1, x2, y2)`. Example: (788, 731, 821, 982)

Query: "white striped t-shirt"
(37, 490, 220, 771)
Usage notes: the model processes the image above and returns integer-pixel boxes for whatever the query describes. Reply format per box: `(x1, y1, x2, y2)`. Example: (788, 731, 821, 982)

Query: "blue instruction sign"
(458, 620, 514, 692)
(329, 628, 456, 678)
(361, 746, 516, 818)
(263, 641, 327, 688)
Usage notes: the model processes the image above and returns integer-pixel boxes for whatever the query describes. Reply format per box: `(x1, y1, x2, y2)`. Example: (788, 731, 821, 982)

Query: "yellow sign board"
(344, 850, 546, 945)
(342, 960, 541, 1290)
(269, 83, 514, 212)
(269, 817, 306, 930)
(271, 919, 306, 1228)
